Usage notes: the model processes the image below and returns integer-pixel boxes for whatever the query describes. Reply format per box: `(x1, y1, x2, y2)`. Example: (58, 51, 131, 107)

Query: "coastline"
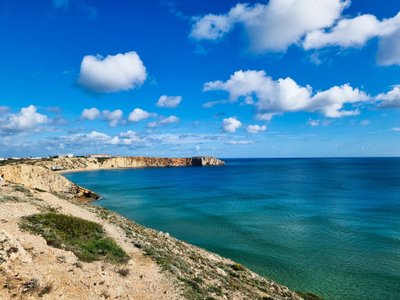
(0, 157, 314, 300)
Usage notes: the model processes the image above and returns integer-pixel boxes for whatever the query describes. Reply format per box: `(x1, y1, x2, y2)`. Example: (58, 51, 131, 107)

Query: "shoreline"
(0, 157, 316, 300)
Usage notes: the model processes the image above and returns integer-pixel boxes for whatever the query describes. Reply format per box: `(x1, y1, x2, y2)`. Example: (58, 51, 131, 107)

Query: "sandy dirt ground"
(0, 184, 183, 300)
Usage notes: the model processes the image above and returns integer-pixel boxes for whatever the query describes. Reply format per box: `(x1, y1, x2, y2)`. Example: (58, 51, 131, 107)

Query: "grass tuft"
(20, 212, 129, 263)
(231, 263, 245, 272)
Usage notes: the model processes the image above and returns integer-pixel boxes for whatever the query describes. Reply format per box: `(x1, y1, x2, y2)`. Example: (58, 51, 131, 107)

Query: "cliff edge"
(25, 156, 224, 172)
(0, 164, 99, 201)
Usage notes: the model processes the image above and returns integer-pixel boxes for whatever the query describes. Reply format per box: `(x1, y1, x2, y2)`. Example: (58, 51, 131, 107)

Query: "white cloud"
(81, 108, 123, 127)
(156, 95, 182, 108)
(102, 109, 123, 127)
(360, 120, 370, 126)
(377, 30, 400, 66)
(222, 117, 242, 133)
(377, 86, 400, 108)
(190, 0, 348, 51)
(147, 115, 180, 128)
(1, 105, 48, 134)
(307, 119, 331, 127)
(60, 130, 143, 147)
(190, 1, 400, 65)
(159, 115, 179, 125)
(202, 100, 230, 108)
(304, 12, 400, 50)
(226, 140, 254, 145)
(190, 14, 233, 40)
(308, 119, 321, 127)
(0, 106, 9, 115)
(205, 70, 369, 118)
(78, 51, 147, 93)
(128, 108, 152, 122)
(246, 124, 267, 133)
(392, 128, 400, 131)
(81, 107, 100, 120)
(255, 112, 278, 121)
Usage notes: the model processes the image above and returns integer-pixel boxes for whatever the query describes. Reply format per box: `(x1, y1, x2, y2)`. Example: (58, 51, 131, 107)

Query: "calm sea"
(64, 158, 400, 300)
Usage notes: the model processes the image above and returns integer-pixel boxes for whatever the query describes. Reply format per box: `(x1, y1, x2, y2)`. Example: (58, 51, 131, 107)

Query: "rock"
(21, 243, 34, 251)
(191, 156, 225, 166)
(215, 267, 227, 277)
(169, 265, 181, 277)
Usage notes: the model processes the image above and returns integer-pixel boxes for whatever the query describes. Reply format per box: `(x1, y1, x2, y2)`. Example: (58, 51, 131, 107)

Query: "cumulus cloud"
(304, 12, 400, 50)
(255, 113, 278, 121)
(102, 109, 123, 127)
(376, 86, 400, 108)
(190, 1, 400, 66)
(81, 108, 123, 127)
(78, 51, 147, 93)
(128, 108, 153, 122)
(159, 115, 179, 124)
(246, 124, 267, 133)
(81, 107, 100, 120)
(204, 70, 369, 118)
(47, 131, 238, 154)
(156, 95, 182, 108)
(190, 0, 348, 51)
(377, 30, 400, 66)
(147, 115, 180, 128)
(0, 105, 48, 135)
(60, 130, 144, 147)
(190, 13, 234, 40)
(0, 106, 9, 115)
(222, 117, 242, 132)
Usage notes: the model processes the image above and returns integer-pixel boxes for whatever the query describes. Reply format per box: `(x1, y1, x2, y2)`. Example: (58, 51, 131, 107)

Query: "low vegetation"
(20, 212, 129, 263)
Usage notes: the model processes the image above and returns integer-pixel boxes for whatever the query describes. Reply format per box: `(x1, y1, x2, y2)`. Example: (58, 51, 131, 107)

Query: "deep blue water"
(64, 158, 400, 300)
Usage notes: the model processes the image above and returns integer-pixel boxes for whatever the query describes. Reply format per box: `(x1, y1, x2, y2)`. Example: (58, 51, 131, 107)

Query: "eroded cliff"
(29, 156, 224, 172)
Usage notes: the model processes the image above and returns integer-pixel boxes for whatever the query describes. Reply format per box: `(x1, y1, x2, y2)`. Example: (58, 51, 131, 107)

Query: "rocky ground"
(0, 184, 182, 300)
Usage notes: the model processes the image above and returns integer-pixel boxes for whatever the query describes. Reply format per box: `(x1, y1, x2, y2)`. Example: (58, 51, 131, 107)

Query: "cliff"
(15, 156, 225, 172)
(0, 164, 99, 201)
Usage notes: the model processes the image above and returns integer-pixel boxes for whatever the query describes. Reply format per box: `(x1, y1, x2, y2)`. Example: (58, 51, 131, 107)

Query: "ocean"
(64, 158, 400, 300)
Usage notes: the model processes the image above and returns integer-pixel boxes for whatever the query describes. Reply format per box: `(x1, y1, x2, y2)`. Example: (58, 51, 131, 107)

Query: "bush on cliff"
(20, 212, 129, 263)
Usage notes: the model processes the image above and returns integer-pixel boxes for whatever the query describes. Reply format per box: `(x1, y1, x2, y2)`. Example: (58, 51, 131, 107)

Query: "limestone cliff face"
(0, 164, 98, 200)
(191, 156, 225, 166)
(32, 156, 225, 171)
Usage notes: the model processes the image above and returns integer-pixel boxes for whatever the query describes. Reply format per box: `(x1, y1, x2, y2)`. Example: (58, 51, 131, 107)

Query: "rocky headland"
(0, 157, 315, 300)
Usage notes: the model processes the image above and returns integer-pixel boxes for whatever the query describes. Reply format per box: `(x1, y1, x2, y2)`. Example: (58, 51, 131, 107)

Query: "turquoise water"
(64, 158, 400, 300)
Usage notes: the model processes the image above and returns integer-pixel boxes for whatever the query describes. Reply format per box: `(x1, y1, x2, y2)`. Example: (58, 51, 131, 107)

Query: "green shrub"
(20, 212, 129, 263)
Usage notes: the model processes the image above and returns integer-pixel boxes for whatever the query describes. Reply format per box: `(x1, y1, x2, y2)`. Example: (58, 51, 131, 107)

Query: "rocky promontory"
(29, 156, 224, 172)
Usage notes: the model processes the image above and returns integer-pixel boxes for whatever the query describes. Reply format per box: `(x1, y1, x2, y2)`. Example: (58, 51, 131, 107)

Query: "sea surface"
(64, 158, 400, 300)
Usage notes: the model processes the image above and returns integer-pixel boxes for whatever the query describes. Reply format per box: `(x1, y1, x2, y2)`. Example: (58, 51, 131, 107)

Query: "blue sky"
(0, 0, 399, 158)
